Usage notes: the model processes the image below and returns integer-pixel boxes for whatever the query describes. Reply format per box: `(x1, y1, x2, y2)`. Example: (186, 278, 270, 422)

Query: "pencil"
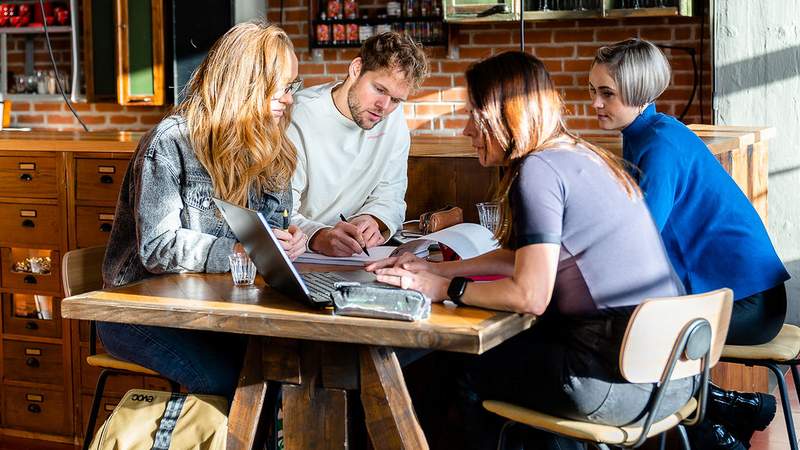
(339, 213, 370, 256)
(282, 209, 289, 230)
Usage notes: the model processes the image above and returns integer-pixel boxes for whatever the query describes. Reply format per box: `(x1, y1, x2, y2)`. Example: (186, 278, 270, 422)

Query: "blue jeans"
(96, 322, 247, 398)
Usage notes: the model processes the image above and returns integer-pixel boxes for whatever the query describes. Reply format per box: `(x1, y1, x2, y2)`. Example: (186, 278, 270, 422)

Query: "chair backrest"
(619, 288, 733, 384)
(62, 246, 107, 297)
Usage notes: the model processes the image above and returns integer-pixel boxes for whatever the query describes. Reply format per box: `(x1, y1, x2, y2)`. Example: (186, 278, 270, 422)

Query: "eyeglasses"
(277, 78, 303, 97)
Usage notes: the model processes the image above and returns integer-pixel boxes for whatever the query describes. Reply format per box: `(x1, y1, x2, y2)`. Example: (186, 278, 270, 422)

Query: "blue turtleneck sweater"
(622, 104, 789, 300)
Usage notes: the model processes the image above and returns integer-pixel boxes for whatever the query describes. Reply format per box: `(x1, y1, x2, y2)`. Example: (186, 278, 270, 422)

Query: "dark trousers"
(726, 283, 787, 345)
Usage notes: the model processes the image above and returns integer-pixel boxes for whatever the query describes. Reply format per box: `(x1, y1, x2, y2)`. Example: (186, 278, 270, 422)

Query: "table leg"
(360, 346, 428, 450)
(227, 336, 269, 450)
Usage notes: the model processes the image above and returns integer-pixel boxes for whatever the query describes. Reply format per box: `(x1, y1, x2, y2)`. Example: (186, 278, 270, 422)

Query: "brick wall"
(271, 1, 712, 136)
(10, 9, 711, 134)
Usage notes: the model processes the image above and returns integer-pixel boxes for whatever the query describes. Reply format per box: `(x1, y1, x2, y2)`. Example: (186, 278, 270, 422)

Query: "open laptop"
(213, 198, 377, 307)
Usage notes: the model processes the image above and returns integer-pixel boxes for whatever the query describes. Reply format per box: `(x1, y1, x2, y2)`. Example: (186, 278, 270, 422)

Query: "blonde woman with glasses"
(590, 38, 788, 450)
(99, 21, 305, 397)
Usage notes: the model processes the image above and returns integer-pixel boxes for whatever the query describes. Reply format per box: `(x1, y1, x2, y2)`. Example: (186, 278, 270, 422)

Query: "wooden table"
(60, 270, 535, 450)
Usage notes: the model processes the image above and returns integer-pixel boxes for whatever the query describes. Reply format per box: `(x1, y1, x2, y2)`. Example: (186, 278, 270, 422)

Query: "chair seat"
(722, 324, 800, 362)
(86, 353, 161, 376)
(482, 397, 697, 446)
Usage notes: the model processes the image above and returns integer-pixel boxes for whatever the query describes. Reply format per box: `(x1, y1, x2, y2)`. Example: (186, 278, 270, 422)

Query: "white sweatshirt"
(287, 82, 410, 241)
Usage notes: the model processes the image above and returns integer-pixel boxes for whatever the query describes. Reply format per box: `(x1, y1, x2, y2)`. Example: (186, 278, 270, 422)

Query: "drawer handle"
(23, 275, 37, 284)
(25, 321, 39, 330)
(27, 404, 41, 414)
(100, 175, 114, 184)
(21, 219, 35, 228)
(99, 223, 112, 232)
(19, 173, 33, 182)
(26, 357, 40, 368)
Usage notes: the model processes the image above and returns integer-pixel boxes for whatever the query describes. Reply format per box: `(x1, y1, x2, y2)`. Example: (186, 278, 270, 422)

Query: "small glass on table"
(228, 253, 256, 286)
(476, 201, 501, 234)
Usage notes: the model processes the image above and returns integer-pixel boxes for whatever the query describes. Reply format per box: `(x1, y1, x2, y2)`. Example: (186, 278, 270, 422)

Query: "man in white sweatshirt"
(287, 32, 429, 256)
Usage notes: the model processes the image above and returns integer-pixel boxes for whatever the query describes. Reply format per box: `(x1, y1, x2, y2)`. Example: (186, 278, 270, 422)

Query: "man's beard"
(347, 85, 382, 130)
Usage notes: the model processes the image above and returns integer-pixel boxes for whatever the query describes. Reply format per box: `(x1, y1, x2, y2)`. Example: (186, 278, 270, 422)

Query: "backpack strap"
(151, 392, 187, 450)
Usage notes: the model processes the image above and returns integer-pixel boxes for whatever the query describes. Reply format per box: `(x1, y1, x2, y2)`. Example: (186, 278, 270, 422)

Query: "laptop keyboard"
(301, 272, 349, 299)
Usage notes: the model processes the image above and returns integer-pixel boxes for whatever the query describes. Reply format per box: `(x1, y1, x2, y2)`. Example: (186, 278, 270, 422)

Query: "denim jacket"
(102, 116, 291, 287)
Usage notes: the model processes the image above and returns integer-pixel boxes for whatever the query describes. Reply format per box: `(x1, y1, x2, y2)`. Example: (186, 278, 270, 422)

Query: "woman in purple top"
(368, 51, 694, 450)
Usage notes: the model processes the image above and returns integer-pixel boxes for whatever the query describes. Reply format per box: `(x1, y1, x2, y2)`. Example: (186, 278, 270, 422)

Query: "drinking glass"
(476, 202, 500, 233)
(228, 253, 256, 286)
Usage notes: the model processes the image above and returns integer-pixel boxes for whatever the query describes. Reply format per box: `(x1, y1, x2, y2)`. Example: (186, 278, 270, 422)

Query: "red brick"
(110, 115, 137, 125)
(337, 49, 360, 61)
(71, 103, 93, 112)
(407, 118, 433, 131)
(409, 89, 440, 103)
(415, 104, 452, 117)
(303, 76, 336, 87)
(619, 17, 668, 26)
(550, 74, 574, 87)
(533, 20, 577, 29)
(441, 117, 468, 130)
(553, 30, 594, 43)
(424, 76, 452, 88)
(566, 117, 597, 130)
(440, 61, 472, 74)
(561, 87, 590, 102)
(458, 47, 493, 60)
(539, 59, 563, 73)
(47, 114, 76, 125)
(81, 115, 108, 125)
(95, 103, 125, 112)
(452, 74, 466, 87)
(292, 37, 309, 49)
(534, 46, 575, 58)
(471, 31, 512, 46)
(325, 62, 350, 75)
(14, 114, 44, 124)
(282, 23, 303, 35)
(441, 88, 467, 102)
(511, 30, 552, 44)
(34, 103, 62, 112)
(638, 28, 672, 41)
(283, 10, 308, 22)
(11, 102, 30, 112)
(299, 63, 325, 75)
(563, 59, 591, 72)
(141, 113, 166, 126)
(578, 44, 600, 58)
(659, 88, 692, 101)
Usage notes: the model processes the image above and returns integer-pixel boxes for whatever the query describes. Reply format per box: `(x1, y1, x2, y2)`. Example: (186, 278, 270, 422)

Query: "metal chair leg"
(496, 420, 515, 450)
(790, 363, 800, 407)
(765, 362, 799, 450)
(676, 424, 691, 450)
(83, 369, 112, 450)
(658, 431, 667, 450)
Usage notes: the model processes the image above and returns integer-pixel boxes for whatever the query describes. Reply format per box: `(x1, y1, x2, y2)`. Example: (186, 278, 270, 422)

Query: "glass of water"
(228, 253, 256, 286)
(476, 202, 501, 233)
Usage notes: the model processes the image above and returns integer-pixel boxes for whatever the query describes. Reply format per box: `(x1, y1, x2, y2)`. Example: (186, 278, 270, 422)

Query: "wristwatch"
(447, 277, 472, 306)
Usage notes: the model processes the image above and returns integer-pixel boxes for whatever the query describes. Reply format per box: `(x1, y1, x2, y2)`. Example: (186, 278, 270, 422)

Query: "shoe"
(688, 421, 748, 450)
(708, 383, 777, 443)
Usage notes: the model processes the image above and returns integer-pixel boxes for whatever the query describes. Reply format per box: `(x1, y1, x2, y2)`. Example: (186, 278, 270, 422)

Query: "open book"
(296, 223, 499, 266)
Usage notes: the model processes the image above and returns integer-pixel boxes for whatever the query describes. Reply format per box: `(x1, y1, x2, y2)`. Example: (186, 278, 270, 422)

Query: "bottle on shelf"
(358, 15, 374, 42)
(316, 12, 331, 45)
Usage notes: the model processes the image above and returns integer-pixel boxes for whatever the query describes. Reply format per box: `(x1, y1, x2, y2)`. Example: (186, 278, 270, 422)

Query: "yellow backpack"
(89, 389, 228, 450)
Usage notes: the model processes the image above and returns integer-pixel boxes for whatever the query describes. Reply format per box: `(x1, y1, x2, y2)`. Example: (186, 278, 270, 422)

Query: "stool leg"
(790, 364, 800, 406)
(658, 432, 667, 450)
(496, 420, 514, 450)
(676, 424, 691, 450)
(83, 369, 112, 450)
(765, 362, 799, 450)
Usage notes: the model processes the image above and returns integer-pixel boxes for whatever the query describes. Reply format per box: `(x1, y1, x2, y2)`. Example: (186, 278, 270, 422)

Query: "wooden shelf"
(0, 26, 71, 35)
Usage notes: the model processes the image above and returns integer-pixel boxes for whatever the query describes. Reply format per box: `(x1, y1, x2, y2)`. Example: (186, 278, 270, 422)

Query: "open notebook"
(297, 223, 498, 266)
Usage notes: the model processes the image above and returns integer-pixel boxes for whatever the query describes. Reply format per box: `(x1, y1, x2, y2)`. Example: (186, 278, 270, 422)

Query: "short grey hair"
(592, 38, 671, 107)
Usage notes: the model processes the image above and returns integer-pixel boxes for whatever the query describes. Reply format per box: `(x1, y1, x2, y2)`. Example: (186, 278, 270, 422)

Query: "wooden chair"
(483, 288, 734, 449)
(61, 246, 180, 450)
(720, 323, 800, 450)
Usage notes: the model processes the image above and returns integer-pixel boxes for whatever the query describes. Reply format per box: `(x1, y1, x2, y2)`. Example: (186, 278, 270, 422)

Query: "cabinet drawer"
(80, 346, 145, 395)
(0, 204, 61, 247)
(3, 293, 62, 338)
(2, 385, 71, 435)
(3, 340, 64, 385)
(76, 159, 129, 203)
(81, 394, 120, 438)
(0, 156, 57, 199)
(76, 206, 116, 248)
(1, 248, 61, 293)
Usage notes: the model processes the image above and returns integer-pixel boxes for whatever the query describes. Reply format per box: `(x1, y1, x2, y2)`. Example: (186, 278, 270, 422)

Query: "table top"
(61, 271, 535, 355)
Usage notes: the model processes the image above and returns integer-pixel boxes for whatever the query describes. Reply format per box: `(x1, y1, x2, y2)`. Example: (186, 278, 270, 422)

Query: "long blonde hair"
(174, 21, 296, 207)
(465, 51, 640, 247)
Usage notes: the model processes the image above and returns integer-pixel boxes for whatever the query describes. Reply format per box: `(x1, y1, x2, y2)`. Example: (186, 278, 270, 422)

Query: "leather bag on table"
(419, 206, 463, 234)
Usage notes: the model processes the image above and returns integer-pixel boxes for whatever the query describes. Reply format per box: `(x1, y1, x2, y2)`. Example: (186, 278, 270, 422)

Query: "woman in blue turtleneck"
(589, 38, 789, 450)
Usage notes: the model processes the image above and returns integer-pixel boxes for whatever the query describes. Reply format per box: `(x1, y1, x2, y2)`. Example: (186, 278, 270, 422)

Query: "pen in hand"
(339, 213, 370, 256)
(282, 208, 289, 230)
